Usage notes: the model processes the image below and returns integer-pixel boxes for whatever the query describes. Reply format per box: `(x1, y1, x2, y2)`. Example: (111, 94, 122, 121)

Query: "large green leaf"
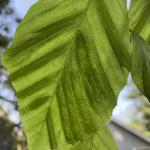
(129, 0, 150, 101)
(3, 0, 130, 149)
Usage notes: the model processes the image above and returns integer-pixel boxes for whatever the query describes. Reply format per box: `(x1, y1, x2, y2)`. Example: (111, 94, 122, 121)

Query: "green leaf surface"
(129, 0, 150, 42)
(129, 0, 150, 102)
(131, 32, 150, 101)
(3, 0, 130, 149)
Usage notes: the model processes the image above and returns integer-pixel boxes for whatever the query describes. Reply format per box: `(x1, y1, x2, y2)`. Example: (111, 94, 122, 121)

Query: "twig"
(0, 96, 17, 106)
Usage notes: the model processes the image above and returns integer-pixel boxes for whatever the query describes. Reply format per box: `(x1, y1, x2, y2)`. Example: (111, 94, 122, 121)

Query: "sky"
(127, 0, 131, 9)
(11, 0, 37, 18)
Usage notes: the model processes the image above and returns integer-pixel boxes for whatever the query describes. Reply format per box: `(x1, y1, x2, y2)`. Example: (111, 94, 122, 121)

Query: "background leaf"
(129, 0, 150, 43)
(131, 32, 150, 101)
(3, 0, 130, 149)
(130, 0, 150, 101)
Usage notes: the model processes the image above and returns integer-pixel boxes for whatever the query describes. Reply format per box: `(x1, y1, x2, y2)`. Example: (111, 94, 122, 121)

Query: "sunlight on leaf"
(3, 0, 130, 149)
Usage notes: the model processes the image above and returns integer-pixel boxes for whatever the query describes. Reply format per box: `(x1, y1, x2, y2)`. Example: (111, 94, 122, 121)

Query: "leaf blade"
(131, 32, 150, 101)
(129, 0, 150, 101)
(3, 0, 130, 149)
(129, 0, 150, 42)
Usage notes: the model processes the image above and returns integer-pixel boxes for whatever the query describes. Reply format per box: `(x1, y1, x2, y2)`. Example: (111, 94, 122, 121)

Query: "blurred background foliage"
(113, 76, 150, 139)
(0, 0, 26, 149)
(0, 0, 21, 52)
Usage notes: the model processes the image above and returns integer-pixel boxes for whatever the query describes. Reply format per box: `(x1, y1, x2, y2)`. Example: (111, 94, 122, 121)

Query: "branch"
(0, 96, 17, 106)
